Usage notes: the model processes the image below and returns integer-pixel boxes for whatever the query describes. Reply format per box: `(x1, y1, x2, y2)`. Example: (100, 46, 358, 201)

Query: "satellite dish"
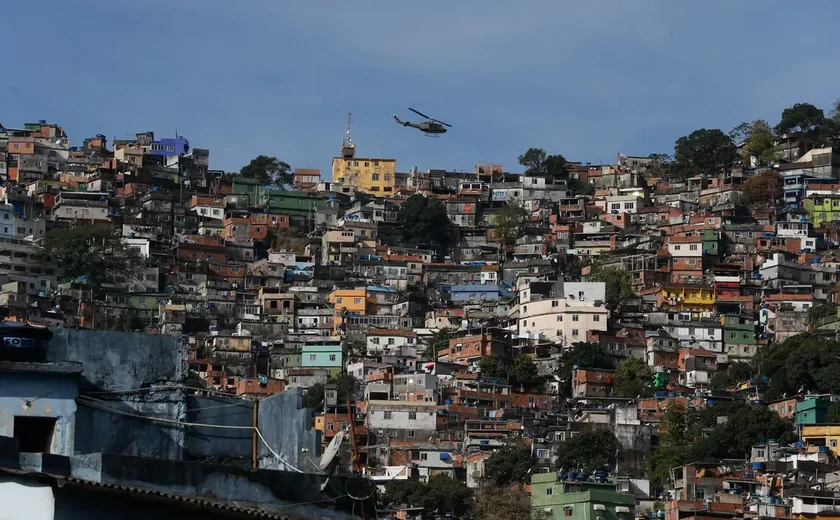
(319, 430, 346, 471)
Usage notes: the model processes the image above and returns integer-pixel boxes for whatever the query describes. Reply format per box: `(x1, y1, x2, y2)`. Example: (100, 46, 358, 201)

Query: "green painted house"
(260, 188, 325, 220)
(795, 398, 833, 426)
(232, 177, 262, 207)
(721, 315, 756, 346)
(531, 474, 635, 520)
(701, 230, 722, 256)
(804, 196, 840, 228)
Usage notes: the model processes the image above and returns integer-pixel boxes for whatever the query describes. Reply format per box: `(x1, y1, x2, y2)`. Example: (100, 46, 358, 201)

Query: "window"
(329, 354, 336, 361)
(536, 449, 550, 459)
(371, 173, 380, 181)
(689, 244, 698, 251)
(337, 298, 343, 304)
(572, 315, 579, 322)
(624, 202, 633, 209)
(420, 452, 428, 461)
(354, 297, 362, 304)
(384, 411, 392, 419)
(327, 422, 334, 431)
(593, 315, 600, 322)
(564, 507, 574, 517)
(546, 487, 554, 495)
(408, 430, 415, 438)
(674, 245, 681, 251)
(409, 412, 417, 420)
(309, 354, 316, 361)
(572, 329, 579, 336)
(556, 315, 562, 322)
(552, 300, 558, 307)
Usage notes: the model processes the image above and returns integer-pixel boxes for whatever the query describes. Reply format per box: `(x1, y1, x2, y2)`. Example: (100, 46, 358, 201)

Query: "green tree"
(36, 224, 143, 291)
(674, 128, 738, 177)
(383, 475, 472, 517)
(493, 203, 528, 260)
(588, 266, 634, 312)
(828, 402, 840, 423)
(742, 170, 783, 209)
(741, 119, 777, 166)
(808, 302, 838, 325)
(424, 327, 452, 361)
(474, 485, 546, 520)
(554, 429, 620, 473)
(112, 310, 145, 332)
(518, 148, 568, 178)
(510, 354, 542, 392)
(710, 362, 753, 393)
(755, 333, 840, 400)
(776, 102, 826, 136)
(479, 355, 508, 379)
(647, 402, 696, 486)
(613, 357, 653, 398)
(692, 401, 795, 461)
(397, 194, 453, 259)
(240, 155, 293, 187)
(484, 442, 533, 487)
(644, 153, 675, 179)
(302, 373, 359, 410)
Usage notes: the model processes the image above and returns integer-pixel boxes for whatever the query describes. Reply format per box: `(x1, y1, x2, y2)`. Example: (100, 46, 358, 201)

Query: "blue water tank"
(752, 462, 765, 471)
(445, 399, 453, 405)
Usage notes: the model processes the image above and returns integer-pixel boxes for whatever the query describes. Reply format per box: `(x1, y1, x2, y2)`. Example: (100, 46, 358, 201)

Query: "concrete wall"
(185, 396, 253, 463)
(45, 329, 186, 391)
(74, 400, 184, 461)
(0, 373, 77, 456)
(257, 388, 321, 473)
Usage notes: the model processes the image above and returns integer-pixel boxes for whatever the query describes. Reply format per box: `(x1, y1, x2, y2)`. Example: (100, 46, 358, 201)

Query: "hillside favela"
(5, 100, 840, 519)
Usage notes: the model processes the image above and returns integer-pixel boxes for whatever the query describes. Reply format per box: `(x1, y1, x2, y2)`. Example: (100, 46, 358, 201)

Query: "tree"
(383, 475, 472, 517)
(269, 226, 309, 254)
(647, 400, 795, 488)
(741, 120, 777, 166)
(776, 102, 826, 136)
(493, 203, 527, 259)
(742, 170, 783, 209)
(474, 485, 545, 520)
(239, 155, 293, 187)
(613, 357, 653, 398)
(510, 354, 542, 392)
(397, 194, 453, 259)
(554, 429, 620, 473)
(755, 334, 840, 400)
(484, 442, 533, 487)
(828, 402, 840, 423)
(424, 327, 452, 361)
(479, 355, 508, 379)
(518, 148, 568, 178)
(302, 373, 359, 410)
(674, 128, 738, 176)
(588, 266, 634, 312)
(644, 153, 675, 179)
(808, 302, 838, 325)
(710, 362, 753, 392)
(112, 310, 145, 332)
(36, 224, 143, 291)
(692, 401, 795, 461)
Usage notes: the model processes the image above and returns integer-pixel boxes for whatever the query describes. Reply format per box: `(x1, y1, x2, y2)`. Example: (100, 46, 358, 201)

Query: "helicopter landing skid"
(423, 133, 439, 138)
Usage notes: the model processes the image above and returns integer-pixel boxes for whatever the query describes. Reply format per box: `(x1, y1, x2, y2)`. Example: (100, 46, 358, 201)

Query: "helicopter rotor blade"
(409, 107, 432, 120)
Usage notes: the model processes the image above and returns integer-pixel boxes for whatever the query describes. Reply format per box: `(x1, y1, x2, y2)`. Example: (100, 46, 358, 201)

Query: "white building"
(517, 282, 609, 343)
(367, 328, 417, 356)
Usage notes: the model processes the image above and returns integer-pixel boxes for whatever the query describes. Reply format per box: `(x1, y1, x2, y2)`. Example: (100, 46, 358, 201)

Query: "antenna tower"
(341, 112, 356, 159)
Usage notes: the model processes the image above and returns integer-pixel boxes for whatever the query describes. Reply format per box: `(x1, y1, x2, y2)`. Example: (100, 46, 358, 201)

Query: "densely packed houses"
(5, 116, 840, 520)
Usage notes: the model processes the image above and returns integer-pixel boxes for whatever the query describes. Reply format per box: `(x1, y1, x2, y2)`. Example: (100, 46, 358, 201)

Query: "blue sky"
(3, 1, 840, 176)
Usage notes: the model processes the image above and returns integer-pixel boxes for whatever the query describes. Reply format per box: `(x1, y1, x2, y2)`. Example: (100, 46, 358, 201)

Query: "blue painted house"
(301, 341, 344, 376)
(150, 137, 190, 157)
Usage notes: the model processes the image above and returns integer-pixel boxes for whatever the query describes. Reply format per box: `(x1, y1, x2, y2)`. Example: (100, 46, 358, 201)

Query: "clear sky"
(3, 1, 840, 176)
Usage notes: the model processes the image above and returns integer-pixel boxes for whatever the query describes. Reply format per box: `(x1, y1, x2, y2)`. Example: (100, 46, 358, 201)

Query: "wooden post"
(346, 399, 366, 520)
(252, 399, 259, 469)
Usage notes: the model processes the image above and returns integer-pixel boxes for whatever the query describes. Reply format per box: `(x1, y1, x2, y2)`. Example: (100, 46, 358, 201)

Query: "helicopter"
(392, 108, 451, 136)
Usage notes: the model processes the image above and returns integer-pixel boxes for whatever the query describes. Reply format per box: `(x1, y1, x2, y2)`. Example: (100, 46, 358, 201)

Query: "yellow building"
(331, 156, 396, 195)
(328, 288, 377, 333)
(656, 285, 716, 315)
(800, 425, 840, 456)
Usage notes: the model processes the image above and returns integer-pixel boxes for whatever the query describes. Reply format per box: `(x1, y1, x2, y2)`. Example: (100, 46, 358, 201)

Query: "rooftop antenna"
(341, 112, 355, 159)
